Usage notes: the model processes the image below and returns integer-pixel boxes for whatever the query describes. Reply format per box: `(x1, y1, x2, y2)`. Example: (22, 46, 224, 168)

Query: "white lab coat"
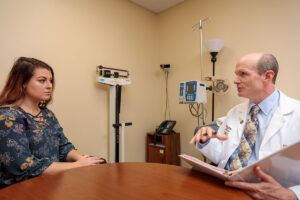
(197, 91, 300, 169)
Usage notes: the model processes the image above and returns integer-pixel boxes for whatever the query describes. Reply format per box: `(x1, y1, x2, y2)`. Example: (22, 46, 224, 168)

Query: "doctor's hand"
(189, 126, 228, 144)
(225, 166, 297, 200)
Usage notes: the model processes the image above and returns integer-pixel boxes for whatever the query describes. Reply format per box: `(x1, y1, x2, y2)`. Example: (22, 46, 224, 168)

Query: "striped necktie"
(227, 105, 260, 171)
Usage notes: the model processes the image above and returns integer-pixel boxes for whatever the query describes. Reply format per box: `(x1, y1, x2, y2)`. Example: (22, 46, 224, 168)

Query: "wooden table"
(0, 163, 250, 200)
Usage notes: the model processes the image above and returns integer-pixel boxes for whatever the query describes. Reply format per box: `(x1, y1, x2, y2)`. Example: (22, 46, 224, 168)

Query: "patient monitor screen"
(188, 84, 194, 94)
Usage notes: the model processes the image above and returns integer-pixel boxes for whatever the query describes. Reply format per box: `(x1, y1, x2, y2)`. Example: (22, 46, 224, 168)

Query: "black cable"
(197, 103, 200, 126)
(189, 103, 199, 117)
(165, 71, 167, 120)
(164, 71, 170, 120)
(167, 72, 169, 119)
(188, 103, 207, 126)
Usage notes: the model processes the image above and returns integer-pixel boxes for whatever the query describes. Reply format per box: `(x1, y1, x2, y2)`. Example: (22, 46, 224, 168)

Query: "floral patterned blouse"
(0, 107, 75, 188)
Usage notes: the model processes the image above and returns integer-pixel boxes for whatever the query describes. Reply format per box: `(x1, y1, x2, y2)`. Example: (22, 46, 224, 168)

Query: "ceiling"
(129, 0, 185, 13)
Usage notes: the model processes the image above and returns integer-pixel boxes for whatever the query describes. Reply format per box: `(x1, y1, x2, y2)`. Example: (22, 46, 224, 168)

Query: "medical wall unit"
(179, 80, 207, 104)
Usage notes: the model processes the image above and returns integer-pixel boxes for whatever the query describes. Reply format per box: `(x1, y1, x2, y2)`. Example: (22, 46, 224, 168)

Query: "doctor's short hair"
(256, 53, 278, 84)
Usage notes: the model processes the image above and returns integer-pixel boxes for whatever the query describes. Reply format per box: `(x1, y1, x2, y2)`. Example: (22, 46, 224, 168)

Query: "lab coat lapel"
(261, 109, 285, 147)
(236, 102, 249, 140)
(261, 91, 292, 147)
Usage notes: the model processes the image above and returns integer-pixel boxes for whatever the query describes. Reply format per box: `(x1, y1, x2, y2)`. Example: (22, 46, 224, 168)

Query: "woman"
(0, 57, 105, 188)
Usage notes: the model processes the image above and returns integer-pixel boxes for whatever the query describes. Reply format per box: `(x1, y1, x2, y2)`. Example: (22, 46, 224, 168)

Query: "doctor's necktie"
(227, 105, 260, 171)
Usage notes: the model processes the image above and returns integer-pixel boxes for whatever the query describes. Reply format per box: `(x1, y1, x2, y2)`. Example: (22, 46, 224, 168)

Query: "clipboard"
(180, 141, 300, 187)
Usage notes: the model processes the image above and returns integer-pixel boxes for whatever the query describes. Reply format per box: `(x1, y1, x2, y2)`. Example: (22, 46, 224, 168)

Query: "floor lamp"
(204, 40, 225, 122)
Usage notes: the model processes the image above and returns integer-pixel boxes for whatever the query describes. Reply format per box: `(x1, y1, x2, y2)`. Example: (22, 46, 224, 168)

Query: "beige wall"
(1, 0, 300, 165)
(0, 0, 165, 162)
(158, 0, 300, 163)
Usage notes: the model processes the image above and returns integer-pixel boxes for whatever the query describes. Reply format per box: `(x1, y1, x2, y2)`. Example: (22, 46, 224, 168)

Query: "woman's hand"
(43, 154, 106, 174)
(74, 155, 104, 167)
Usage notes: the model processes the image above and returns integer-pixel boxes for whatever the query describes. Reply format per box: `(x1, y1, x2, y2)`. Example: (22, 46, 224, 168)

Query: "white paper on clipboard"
(180, 141, 300, 187)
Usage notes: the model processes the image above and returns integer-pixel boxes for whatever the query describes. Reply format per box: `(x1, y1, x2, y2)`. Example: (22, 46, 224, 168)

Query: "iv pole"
(192, 17, 209, 125)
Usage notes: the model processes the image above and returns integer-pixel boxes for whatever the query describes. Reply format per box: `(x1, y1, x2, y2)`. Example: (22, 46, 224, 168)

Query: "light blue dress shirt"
(247, 89, 280, 165)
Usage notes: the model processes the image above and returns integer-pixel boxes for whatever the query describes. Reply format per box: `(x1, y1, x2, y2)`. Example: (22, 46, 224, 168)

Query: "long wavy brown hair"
(0, 57, 55, 107)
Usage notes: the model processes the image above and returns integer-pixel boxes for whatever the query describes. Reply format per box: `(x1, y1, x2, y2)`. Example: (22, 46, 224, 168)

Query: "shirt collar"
(249, 89, 280, 115)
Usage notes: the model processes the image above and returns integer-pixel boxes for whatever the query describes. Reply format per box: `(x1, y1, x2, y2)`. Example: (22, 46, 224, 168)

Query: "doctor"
(190, 52, 300, 200)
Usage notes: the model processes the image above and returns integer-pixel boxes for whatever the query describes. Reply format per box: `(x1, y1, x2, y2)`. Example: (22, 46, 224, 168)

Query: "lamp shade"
(204, 40, 225, 53)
